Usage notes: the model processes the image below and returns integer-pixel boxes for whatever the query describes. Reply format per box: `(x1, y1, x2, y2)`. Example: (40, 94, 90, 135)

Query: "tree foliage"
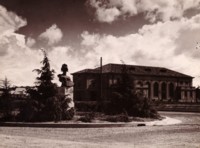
(34, 49, 55, 85)
(108, 64, 159, 118)
(0, 77, 12, 120)
(19, 50, 59, 121)
(0, 77, 12, 98)
(33, 49, 57, 103)
(19, 49, 74, 122)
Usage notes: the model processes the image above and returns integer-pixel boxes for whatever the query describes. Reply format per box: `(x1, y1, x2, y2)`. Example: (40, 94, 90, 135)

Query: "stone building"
(10, 87, 28, 99)
(72, 63, 196, 102)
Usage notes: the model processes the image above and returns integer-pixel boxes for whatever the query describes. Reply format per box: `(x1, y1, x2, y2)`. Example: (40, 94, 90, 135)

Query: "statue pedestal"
(57, 87, 74, 109)
(66, 81, 74, 87)
(57, 87, 71, 96)
(57, 64, 75, 119)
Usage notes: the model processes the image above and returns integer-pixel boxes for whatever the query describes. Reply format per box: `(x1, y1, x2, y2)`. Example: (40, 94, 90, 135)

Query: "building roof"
(72, 63, 193, 78)
(73, 69, 99, 74)
(11, 87, 27, 95)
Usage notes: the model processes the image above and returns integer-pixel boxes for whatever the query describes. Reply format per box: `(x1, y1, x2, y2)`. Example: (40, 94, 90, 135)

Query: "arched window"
(169, 83, 174, 98)
(137, 81, 143, 87)
(185, 91, 188, 98)
(190, 91, 193, 97)
(153, 82, 159, 97)
(161, 82, 167, 100)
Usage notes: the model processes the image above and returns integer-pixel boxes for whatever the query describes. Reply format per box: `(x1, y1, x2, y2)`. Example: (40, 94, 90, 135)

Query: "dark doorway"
(169, 83, 174, 99)
(161, 83, 167, 100)
(153, 82, 159, 97)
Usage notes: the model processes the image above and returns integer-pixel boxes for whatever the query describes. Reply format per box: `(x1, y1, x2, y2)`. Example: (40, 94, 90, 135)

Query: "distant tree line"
(0, 77, 13, 120)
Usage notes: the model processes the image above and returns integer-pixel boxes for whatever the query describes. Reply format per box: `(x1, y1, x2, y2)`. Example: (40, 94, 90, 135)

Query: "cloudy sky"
(1, 0, 200, 86)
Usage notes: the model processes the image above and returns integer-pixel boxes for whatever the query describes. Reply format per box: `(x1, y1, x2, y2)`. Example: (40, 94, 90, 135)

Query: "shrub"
(78, 113, 95, 123)
(61, 97, 75, 120)
(18, 99, 40, 122)
(75, 101, 97, 112)
(104, 113, 129, 122)
(63, 108, 75, 120)
(18, 49, 75, 122)
(106, 64, 160, 119)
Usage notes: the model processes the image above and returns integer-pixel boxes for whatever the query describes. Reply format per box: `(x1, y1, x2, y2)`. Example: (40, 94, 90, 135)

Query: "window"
(160, 69, 167, 73)
(161, 83, 167, 100)
(129, 67, 136, 72)
(109, 79, 118, 86)
(153, 82, 159, 97)
(145, 68, 151, 72)
(169, 83, 174, 98)
(87, 79, 96, 89)
(190, 91, 193, 97)
(184, 91, 187, 98)
(137, 81, 143, 87)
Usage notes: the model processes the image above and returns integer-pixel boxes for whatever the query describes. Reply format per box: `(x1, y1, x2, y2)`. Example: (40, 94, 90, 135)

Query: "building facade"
(72, 64, 197, 102)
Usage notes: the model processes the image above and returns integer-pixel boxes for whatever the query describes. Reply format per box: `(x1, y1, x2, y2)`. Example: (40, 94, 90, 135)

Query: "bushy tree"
(33, 49, 57, 102)
(19, 49, 63, 122)
(108, 64, 159, 118)
(20, 49, 75, 122)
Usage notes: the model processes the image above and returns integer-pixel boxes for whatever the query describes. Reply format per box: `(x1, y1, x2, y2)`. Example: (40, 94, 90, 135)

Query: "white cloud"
(81, 31, 101, 46)
(0, 33, 42, 86)
(1, 3, 200, 88)
(87, 0, 200, 23)
(0, 5, 27, 36)
(0, 5, 87, 86)
(0, 6, 48, 85)
(39, 24, 63, 46)
(81, 14, 200, 86)
(88, 0, 137, 23)
(26, 37, 36, 47)
(0, 5, 37, 86)
(0, 5, 27, 56)
(0, 35, 81, 86)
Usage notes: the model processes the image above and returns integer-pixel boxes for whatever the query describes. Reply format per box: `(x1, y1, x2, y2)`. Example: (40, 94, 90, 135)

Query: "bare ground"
(0, 112, 200, 148)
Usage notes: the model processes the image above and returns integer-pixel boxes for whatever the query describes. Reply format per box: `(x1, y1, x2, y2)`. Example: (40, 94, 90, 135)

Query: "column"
(150, 81, 154, 100)
(166, 82, 169, 100)
(187, 90, 190, 102)
(193, 90, 196, 102)
(181, 90, 184, 102)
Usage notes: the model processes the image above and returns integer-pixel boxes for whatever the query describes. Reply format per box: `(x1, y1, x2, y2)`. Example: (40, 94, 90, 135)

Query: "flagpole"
(100, 57, 103, 102)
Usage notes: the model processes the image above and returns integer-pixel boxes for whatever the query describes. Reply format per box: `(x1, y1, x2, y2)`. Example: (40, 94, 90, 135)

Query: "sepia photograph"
(0, 0, 200, 147)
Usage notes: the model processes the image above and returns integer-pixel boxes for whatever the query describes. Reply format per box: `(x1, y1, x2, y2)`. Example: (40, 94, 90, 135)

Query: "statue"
(58, 64, 73, 88)
(57, 64, 74, 120)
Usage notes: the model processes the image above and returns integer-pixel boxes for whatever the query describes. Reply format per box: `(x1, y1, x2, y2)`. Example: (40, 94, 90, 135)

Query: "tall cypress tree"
(33, 49, 57, 103)
(21, 49, 59, 122)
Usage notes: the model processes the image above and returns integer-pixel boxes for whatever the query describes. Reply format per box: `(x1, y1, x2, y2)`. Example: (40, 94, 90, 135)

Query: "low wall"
(155, 103, 200, 112)
(75, 101, 200, 113)
(0, 122, 134, 128)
